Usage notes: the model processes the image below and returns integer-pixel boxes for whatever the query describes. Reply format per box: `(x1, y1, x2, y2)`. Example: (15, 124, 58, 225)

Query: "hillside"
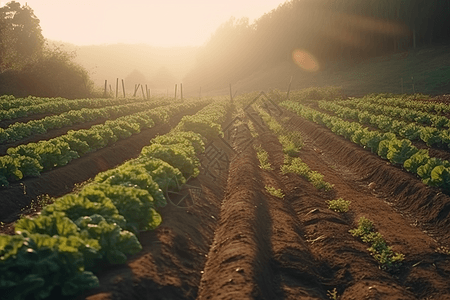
(199, 41, 450, 98)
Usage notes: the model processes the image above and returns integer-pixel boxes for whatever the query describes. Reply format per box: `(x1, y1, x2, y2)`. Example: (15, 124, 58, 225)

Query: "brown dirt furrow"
(284, 111, 450, 245)
(257, 132, 326, 299)
(0, 106, 202, 224)
(278, 111, 450, 298)
(256, 127, 416, 299)
(197, 127, 278, 300)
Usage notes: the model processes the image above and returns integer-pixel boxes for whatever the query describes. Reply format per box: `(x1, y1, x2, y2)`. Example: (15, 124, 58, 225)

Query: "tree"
(0, 1, 44, 72)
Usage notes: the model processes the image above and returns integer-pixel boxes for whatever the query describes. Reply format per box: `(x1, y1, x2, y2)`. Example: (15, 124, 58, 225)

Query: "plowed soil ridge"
(198, 123, 280, 300)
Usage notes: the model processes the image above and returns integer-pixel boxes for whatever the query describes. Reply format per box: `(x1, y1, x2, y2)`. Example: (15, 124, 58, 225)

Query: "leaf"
(386, 139, 418, 165)
(61, 271, 99, 296)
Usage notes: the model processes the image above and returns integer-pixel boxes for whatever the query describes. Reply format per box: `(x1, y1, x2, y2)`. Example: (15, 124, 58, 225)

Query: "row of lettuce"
(0, 100, 193, 187)
(318, 101, 450, 149)
(347, 93, 450, 114)
(0, 98, 173, 144)
(333, 97, 450, 128)
(0, 95, 81, 111)
(281, 101, 450, 191)
(0, 96, 151, 122)
(0, 99, 231, 300)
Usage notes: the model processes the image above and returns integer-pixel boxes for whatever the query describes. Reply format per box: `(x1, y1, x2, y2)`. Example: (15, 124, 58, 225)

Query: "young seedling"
(350, 217, 404, 272)
(254, 144, 273, 170)
(326, 198, 351, 212)
(265, 185, 285, 198)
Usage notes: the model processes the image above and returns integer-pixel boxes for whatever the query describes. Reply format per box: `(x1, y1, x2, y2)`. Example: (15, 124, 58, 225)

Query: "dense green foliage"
(0, 100, 196, 186)
(0, 2, 94, 98)
(0, 97, 164, 143)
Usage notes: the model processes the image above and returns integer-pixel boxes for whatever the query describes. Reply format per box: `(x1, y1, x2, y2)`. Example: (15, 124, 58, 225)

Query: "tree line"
(183, 0, 450, 92)
(0, 1, 94, 99)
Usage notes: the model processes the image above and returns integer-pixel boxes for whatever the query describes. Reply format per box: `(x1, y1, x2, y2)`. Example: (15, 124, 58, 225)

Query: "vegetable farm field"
(1, 88, 450, 300)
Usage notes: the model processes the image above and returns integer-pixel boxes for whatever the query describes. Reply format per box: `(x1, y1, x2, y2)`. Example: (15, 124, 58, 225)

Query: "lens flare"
(292, 49, 319, 72)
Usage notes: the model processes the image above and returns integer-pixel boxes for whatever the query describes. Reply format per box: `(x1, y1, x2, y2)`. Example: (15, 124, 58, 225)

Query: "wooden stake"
(115, 78, 119, 99)
(287, 76, 293, 100)
(229, 84, 233, 102)
(122, 79, 126, 98)
(104, 80, 107, 97)
(141, 84, 145, 100)
(180, 83, 183, 100)
(174, 84, 177, 100)
(133, 84, 140, 97)
(145, 84, 148, 100)
(109, 84, 112, 96)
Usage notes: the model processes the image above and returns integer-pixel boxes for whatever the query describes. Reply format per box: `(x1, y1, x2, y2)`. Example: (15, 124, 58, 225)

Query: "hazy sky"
(3, 0, 288, 47)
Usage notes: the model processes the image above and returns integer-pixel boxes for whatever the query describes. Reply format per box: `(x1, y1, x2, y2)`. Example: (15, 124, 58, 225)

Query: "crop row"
(0, 98, 172, 144)
(0, 99, 231, 300)
(331, 98, 450, 129)
(353, 93, 450, 114)
(0, 96, 149, 122)
(0, 100, 208, 187)
(0, 95, 76, 110)
(318, 101, 450, 148)
(254, 105, 332, 191)
(282, 101, 450, 191)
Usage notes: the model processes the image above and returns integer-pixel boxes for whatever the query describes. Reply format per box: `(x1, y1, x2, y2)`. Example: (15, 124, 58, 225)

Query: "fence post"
(122, 79, 126, 98)
(287, 76, 293, 100)
(229, 83, 233, 102)
(145, 84, 149, 100)
(115, 78, 119, 99)
(133, 84, 140, 97)
(104, 80, 107, 97)
(141, 84, 145, 100)
(174, 84, 177, 100)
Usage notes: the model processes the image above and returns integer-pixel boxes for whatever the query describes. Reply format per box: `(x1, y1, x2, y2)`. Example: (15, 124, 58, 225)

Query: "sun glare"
(292, 49, 319, 72)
